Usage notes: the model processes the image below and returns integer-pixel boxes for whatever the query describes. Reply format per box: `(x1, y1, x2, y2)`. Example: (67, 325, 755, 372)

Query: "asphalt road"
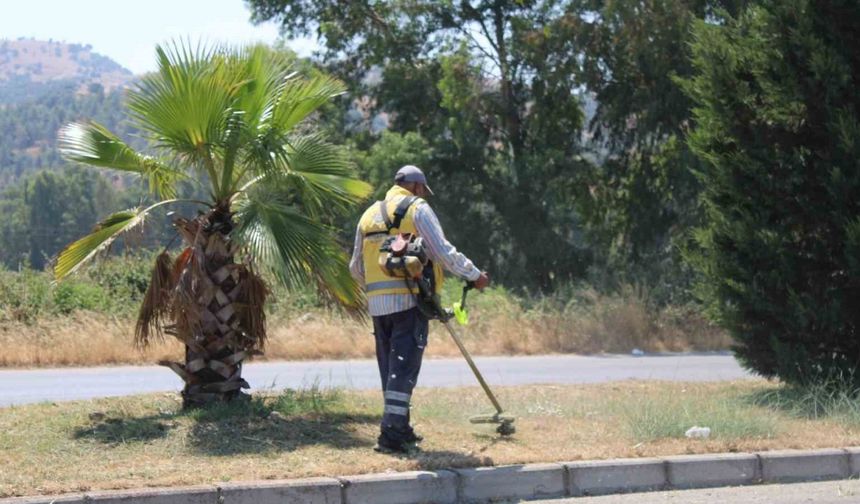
(529, 480, 860, 503)
(0, 353, 750, 407)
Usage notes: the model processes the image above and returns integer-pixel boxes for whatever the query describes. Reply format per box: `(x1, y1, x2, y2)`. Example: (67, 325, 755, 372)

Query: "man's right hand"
(474, 271, 490, 290)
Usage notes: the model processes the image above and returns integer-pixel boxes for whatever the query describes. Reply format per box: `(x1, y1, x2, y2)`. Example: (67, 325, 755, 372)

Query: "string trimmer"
(436, 282, 516, 436)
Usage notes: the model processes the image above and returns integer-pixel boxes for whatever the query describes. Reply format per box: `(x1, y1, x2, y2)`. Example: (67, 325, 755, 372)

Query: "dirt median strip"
(2, 448, 859, 504)
(6, 381, 860, 498)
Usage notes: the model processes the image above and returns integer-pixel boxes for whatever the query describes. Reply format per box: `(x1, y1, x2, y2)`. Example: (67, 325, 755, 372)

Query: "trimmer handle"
(460, 281, 475, 310)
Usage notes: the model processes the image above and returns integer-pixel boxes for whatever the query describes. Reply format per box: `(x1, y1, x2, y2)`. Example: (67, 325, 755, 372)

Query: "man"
(349, 165, 490, 453)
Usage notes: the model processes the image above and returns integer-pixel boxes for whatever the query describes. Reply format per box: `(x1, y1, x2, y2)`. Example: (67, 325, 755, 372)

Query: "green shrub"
(80, 253, 154, 314)
(0, 268, 52, 322)
(0, 254, 155, 320)
(682, 1, 860, 385)
(83, 255, 151, 299)
(52, 281, 110, 315)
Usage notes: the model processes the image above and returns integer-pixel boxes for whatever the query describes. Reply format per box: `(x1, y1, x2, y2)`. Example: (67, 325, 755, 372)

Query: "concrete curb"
(341, 470, 457, 504)
(4, 447, 860, 504)
(759, 448, 851, 483)
(564, 457, 667, 496)
(219, 477, 342, 504)
(455, 463, 565, 503)
(665, 452, 760, 489)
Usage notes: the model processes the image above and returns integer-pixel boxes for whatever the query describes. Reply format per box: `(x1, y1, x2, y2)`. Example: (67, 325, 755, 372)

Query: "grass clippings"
(2, 380, 860, 498)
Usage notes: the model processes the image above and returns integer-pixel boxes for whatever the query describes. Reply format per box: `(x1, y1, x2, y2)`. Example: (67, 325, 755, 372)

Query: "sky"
(0, 0, 317, 74)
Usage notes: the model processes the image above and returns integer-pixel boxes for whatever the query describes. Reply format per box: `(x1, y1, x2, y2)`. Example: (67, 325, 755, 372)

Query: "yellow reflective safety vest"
(358, 185, 444, 298)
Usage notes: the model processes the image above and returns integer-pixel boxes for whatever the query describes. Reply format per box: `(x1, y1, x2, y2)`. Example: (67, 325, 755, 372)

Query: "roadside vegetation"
(0, 255, 730, 368)
(3, 380, 860, 498)
(0, 0, 855, 390)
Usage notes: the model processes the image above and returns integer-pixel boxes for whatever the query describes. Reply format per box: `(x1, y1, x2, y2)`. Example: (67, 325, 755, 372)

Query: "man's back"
(350, 184, 483, 316)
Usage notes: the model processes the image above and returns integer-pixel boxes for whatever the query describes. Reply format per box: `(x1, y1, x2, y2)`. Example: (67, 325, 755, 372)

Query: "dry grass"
(2, 380, 860, 499)
(0, 290, 731, 368)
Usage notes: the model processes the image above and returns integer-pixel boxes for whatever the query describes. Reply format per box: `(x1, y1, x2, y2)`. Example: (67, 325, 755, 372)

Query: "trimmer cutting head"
(469, 412, 517, 436)
(445, 282, 517, 437)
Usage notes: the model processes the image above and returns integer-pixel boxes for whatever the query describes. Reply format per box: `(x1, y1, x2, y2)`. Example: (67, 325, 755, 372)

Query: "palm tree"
(56, 43, 371, 408)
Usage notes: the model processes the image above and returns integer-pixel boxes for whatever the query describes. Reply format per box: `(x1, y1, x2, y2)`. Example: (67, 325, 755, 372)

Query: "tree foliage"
(0, 169, 132, 270)
(251, 0, 593, 290)
(249, 0, 747, 295)
(573, 0, 748, 299)
(0, 85, 133, 187)
(683, 0, 860, 384)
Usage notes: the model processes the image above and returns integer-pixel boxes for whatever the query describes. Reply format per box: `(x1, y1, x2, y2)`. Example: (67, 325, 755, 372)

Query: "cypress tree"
(683, 0, 860, 385)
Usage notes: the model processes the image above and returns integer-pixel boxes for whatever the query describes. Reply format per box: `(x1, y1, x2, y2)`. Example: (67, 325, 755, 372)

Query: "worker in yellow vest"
(349, 165, 490, 453)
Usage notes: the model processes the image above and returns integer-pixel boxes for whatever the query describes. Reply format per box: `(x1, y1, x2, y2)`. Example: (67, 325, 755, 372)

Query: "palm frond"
(232, 190, 363, 308)
(234, 268, 270, 349)
(243, 134, 372, 217)
(54, 208, 149, 281)
(284, 134, 359, 177)
(216, 46, 292, 193)
(268, 74, 346, 133)
(127, 42, 236, 179)
(219, 109, 245, 193)
(136, 250, 175, 347)
(58, 121, 180, 199)
(230, 45, 292, 135)
(54, 199, 185, 281)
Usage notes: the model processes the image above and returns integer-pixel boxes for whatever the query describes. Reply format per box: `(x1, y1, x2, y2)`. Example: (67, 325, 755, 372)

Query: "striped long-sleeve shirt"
(349, 200, 482, 317)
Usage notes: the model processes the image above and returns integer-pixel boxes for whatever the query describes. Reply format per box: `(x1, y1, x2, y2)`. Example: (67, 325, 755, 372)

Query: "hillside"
(0, 87, 134, 187)
(0, 39, 139, 188)
(0, 38, 133, 104)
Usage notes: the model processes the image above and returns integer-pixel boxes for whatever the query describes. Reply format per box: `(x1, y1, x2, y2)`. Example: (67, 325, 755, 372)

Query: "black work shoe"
(374, 431, 418, 454)
(373, 441, 412, 454)
(373, 439, 418, 454)
(404, 427, 423, 444)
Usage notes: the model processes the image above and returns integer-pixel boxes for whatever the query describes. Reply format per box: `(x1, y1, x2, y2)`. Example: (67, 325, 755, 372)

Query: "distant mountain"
(0, 39, 138, 188)
(0, 38, 134, 104)
(0, 85, 134, 187)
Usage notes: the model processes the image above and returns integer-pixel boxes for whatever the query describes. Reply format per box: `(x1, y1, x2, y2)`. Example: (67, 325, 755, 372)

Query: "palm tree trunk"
(155, 202, 268, 408)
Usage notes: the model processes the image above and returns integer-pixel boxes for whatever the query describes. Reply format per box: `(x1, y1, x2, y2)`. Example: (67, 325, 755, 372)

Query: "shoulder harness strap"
(378, 200, 393, 230)
(392, 196, 418, 230)
(371, 196, 419, 236)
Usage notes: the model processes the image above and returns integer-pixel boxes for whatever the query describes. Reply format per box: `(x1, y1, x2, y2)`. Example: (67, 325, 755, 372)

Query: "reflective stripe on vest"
(367, 279, 414, 292)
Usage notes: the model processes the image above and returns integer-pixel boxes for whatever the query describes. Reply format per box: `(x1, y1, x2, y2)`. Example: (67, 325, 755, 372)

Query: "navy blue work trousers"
(372, 307, 428, 433)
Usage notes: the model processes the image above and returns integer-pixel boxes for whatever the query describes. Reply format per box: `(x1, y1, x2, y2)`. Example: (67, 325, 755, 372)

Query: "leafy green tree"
(57, 43, 371, 407)
(0, 182, 30, 268)
(27, 170, 115, 269)
(561, 0, 749, 301)
(24, 172, 60, 269)
(682, 0, 860, 385)
(355, 131, 433, 202)
(251, 0, 592, 290)
(0, 169, 118, 270)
